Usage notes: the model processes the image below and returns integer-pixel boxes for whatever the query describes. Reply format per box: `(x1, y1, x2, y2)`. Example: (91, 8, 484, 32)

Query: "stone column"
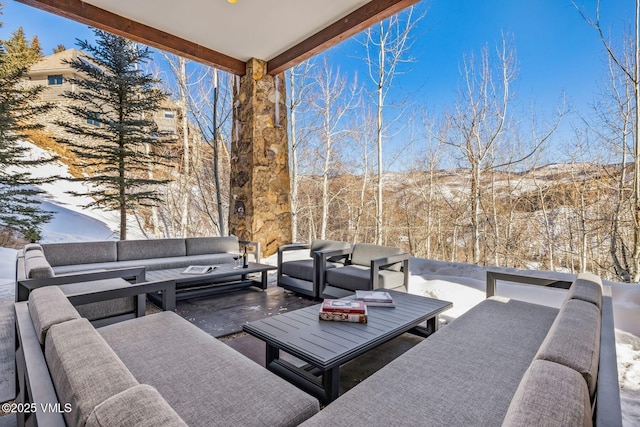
(229, 58, 291, 257)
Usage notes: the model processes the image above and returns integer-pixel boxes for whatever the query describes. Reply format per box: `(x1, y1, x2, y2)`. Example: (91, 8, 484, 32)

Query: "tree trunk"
(471, 163, 481, 264)
(212, 68, 226, 236)
(179, 57, 190, 238)
(632, 0, 640, 282)
(375, 44, 385, 245)
(289, 69, 299, 242)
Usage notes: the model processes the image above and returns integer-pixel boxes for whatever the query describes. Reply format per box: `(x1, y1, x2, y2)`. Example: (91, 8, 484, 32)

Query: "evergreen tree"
(53, 44, 66, 54)
(0, 14, 54, 241)
(56, 30, 172, 240)
(3, 27, 43, 67)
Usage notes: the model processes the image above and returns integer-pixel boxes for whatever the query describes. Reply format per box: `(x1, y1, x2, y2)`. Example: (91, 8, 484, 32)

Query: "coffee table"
(146, 262, 277, 306)
(243, 290, 452, 403)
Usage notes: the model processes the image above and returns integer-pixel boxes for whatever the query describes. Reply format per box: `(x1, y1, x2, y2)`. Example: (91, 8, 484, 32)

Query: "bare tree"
(310, 59, 358, 239)
(362, 7, 421, 244)
(286, 60, 313, 242)
(441, 36, 516, 264)
(575, 0, 640, 281)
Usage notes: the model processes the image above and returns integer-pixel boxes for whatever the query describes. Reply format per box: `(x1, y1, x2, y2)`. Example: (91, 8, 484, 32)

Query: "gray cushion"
(99, 312, 319, 426)
(45, 318, 139, 427)
(502, 360, 592, 427)
(86, 384, 187, 427)
(51, 253, 236, 275)
(23, 243, 43, 252)
(301, 298, 559, 427)
(567, 272, 602, 309)
(185, 236, 239, 255)
(28, 286, 80, 345)
(535, 298, 601, 397)
(282, 259, 316, 282)
(117, 239, 186, 261)
(351, 243, 403, 271)
(24, 252, 55, 279)
(42, 241, 118, 266)
(325, 265, 405, 291)
(310, 239, 351, 261)
(281, 259, 340, 282)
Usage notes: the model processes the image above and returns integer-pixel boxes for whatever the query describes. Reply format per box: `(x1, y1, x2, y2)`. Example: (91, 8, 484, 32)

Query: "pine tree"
(3, 27, 42, 67)
(53, 44, 66, 54)
(56, 30, 173, 240)
(0, 16, 54, 241)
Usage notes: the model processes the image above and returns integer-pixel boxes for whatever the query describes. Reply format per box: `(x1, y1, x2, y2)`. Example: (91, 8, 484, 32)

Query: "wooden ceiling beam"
(267, 0, 420, 75)
(16, 0, 247, 75)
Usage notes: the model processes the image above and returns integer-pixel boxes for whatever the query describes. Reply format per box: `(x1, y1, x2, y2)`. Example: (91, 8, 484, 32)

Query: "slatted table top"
(146, 262, 276, 284)
(243, 290, 452, 369)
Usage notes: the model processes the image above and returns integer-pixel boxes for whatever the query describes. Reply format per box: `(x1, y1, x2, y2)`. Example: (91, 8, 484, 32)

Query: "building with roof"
(23, 48, 179, 142)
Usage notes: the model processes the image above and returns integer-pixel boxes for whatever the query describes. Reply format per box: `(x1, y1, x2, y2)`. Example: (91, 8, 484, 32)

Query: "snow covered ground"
(2, 140, 639, 424)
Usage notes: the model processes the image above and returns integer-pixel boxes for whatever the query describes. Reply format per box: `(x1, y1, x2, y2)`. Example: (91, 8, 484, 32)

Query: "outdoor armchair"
(277, 240, 351, 298)
(318, 243, 409, 299)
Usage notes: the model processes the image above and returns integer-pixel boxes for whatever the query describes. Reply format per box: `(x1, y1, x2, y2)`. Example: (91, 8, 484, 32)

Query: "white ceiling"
(83, 0, 371, 62)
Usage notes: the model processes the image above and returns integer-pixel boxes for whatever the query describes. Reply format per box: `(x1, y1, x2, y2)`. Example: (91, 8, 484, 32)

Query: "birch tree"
(362, 7, 421, 244)
(575, 0, 640, 281)
(311, 59, 357, 239)
(287, 60, 313, 242)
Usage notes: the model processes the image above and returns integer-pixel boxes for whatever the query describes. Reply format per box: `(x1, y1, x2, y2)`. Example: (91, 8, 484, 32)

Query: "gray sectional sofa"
(14, 286, 319, 427)
(18, 236, 257, 279)
(301, 272, 621, 426)
(15, 236, 259, 324)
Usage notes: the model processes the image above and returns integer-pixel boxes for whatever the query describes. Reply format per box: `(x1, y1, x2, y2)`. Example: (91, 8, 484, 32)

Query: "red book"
(319, 310, 367, 323)
(320, 299, 366, 314)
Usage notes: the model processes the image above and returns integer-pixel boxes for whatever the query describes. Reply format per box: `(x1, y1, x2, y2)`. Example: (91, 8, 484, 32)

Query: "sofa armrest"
(370, 253, 410, 289)
(16, 266, 147, 302)
(595, 286, 622, 426)
(14, 302, 67, 427)
(278, 243, 311, 253)
(485, 270, 574, 299)
(316, 247, 353, 297)
(240, 240, 261, 263)
(65, 279, 177, 313)
(277, 243, 311, 281)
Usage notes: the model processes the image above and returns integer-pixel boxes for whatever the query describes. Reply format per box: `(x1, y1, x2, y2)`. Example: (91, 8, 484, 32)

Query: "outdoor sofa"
(15, 236, 259, 324)
(301, 272, 621, 426)
(277, 239, 351, 298)
(317, 243, 409, 298)
(14, 285, 319, 427)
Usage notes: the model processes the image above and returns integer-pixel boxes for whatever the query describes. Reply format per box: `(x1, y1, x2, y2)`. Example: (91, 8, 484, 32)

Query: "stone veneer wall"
(35, 99, 89, 148)
(229, 58, 291, 257)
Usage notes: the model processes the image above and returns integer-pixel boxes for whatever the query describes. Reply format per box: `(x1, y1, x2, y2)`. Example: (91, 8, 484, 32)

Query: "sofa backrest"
(117, 238, 186, 261)
(186, 236, 239, 256)
(502, 359, 592, 426)
(23, 248, 55, 279)
(28, 286, 81, 345)
(42, 241, 118, 266)
(45, 317, 140, 427)
(310, 239, 351, 261)
(351, 243, 403, 271)
(86, 384, 187, 427)
(503, 272, 604, 426)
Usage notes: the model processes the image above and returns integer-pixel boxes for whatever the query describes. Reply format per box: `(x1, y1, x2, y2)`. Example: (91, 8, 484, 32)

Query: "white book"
(182, 265, 216, 275)
(355, 290, 394, 303)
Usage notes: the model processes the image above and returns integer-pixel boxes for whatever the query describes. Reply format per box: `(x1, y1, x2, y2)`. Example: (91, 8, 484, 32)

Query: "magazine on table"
(182, 265, 216, 275)
(355, 290, 395, 307)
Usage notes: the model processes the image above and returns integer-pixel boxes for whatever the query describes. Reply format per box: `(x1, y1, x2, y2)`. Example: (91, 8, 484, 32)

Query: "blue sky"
(1, 0, 633, 164)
